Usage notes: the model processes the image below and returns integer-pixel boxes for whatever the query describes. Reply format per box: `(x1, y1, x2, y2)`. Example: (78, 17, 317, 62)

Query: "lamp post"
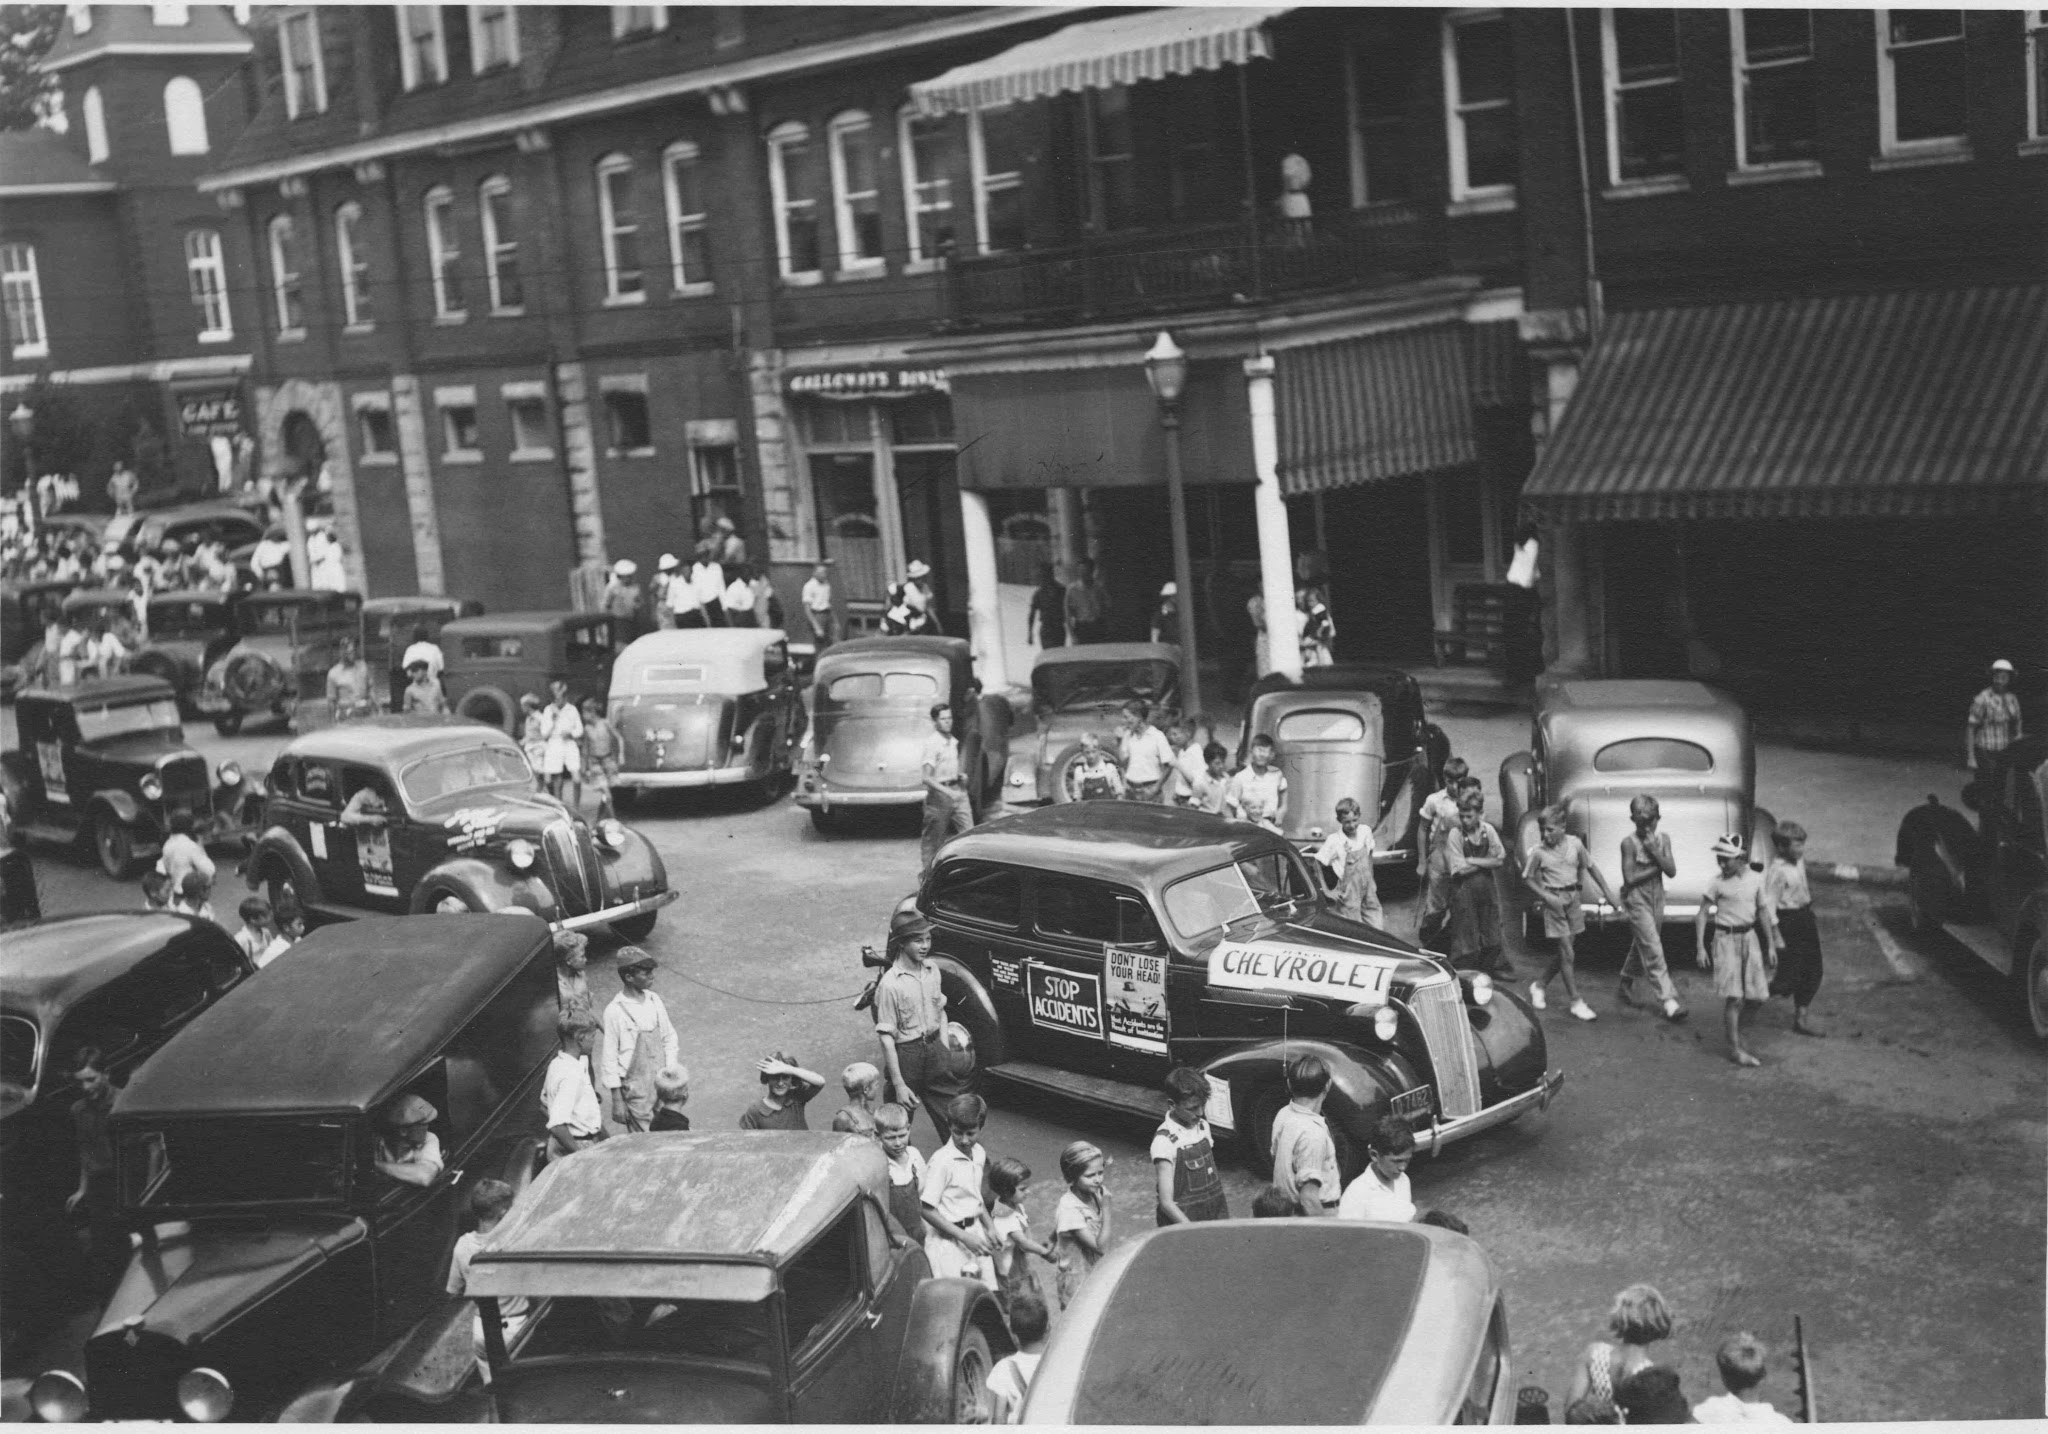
(8, 402, 37, 536)
(1143, 331, 1202, 719)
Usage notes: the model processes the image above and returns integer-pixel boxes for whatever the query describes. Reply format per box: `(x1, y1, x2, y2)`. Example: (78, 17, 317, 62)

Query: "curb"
(1807, 859, 1908, 891)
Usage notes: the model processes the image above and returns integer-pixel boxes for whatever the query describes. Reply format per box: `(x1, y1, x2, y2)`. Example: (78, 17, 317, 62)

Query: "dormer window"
(397, 6, 448, 90)
(468, 5, 518, 73)
(279, 10, 327, 118)
(164, 76, 209, 155)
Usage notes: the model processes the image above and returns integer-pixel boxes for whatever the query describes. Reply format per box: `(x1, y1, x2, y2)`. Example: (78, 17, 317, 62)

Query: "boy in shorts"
(1520, 804, 1620, 1021)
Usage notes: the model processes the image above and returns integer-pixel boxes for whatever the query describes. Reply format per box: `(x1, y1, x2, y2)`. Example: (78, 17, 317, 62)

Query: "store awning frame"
(910, 7, 1290, 116)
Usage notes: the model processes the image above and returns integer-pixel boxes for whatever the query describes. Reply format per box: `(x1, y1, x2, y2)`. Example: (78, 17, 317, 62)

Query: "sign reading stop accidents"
(1208, 940, 1396, 1007)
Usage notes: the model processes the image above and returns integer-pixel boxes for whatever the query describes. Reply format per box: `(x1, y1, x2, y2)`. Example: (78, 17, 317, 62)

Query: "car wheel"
(945, 980, 1008, 1072)
(213, 711, 244, 737)
(2016, 930, 2048, 1044)
(1906, 852, 1951, 934)
(611, 910, 658, 943)
(263, 868, 298, 914)
(1244, 1083, 1286, 1181)
(422, 883, 482, 915)
(947, 1324, 992, 1425)
(94, 813, 141, 881)
(1047, 745, 1123, 805)
(456, 687, 515, 734)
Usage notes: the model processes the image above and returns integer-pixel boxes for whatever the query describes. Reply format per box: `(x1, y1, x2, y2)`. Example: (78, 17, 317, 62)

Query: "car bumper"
(553, 887, 678, 933)
(1410, 1068, 1565, 1154)
(793, 784, 923, 809)
(617, 766, 758, 789)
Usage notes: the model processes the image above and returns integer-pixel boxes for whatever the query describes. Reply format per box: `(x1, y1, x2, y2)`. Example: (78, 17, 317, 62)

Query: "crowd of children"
(1560, 1284, 1800, 1424)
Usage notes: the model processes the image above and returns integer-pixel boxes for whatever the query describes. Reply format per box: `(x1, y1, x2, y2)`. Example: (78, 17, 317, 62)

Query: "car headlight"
(1468, 972, 1494, 1006)
(30, 1370, 88, 1423)
(176, 1368, 233, 1423)
(506, 839, 536, 871)
(598, 819, 626, 850)
(216, 760, 242, 787)
(731, 732, 746, 748)
(1372, 1005, 1400, 1042)
(139, 773, 164, 801)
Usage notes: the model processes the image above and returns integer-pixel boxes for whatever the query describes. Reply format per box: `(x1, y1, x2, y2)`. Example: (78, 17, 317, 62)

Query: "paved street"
(8, 711, 2042, 1423)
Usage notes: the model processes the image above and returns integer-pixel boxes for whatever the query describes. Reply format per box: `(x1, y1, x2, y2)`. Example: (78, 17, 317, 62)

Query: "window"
(352, 392, 396, 460)
(1602, 9, 1685, 184)
(827, 111, 884, 274)
(423, 185, 464, 319)
(163, 76, 208, 154)
(1036, 876, 1159, 946)
(185, 228, 233, 340)
(396, 5, 447, 90)
(478, 176, 522, 312)
(1444, 11, 1516, 200)
(1347, 41, 1415, 205)
(82, 85, 107, 162)
(1164, 72, 1229, 223)
(688, 427, 741, 531)
(1732, 10, 1817, 170)
(600, 376, 652, 454)
(1878, 10, 1968, 154)
(930, 860, 1022, 928)
(2030, 12, 2048, 143)
(468, 4, 518, 72)
(767, 122, 823, 280)
(783, 1210, 863, 1357)
(437, 385, 480, 460)
(899, 108, 960, 266)
(152, 2, 189, 23)
(1275, 709, 1369, 743)
(970, 105, 1024, 253)
(279, 10, 327, 118)
(595, 154, 645, 303)
(611, 6, 665, 38)
(1, 243, 48, 358)
(503, 381, 550, 458)
(1084, 87, 1137, 231)
(661, 141, 711, 292)
(267, 214, 305, 335)
(1592, 738, 1713, 773)
(333, 203, 370, 327)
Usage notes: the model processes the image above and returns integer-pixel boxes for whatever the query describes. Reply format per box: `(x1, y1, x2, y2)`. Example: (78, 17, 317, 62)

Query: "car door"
(928, 860, 1026, 1051)
(368, 1061, 466, 1347)
(859, 1198, 918, 1385)
(786, 1208, 882, 1422)
(291, 759, 364, 907)
(564, 618, 615, 703)
(1014, 874, 1122, 1075)
(338, 765, 404, 910)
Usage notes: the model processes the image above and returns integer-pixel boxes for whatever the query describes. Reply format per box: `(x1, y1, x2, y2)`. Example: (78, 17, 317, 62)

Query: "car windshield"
(150, 601, 228, 638)
(238, 602, 300, 636)
(519, 1296, 774, 1367)
(120, 1118, 352, 1209)
(0, 1013, 39, 1098)
(75, 699, 180, 741)
(1162, 852, 1316, 941)
(1036, 660, 1177, 712)
(823, 669, 941, 703)
(1593, 738, 1714, 773)
(400, 744, 534, 804)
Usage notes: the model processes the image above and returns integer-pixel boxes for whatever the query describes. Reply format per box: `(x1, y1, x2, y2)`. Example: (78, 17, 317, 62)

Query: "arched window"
(82, 85, 108, 162)
(661, 140, 711, 292)
(267, 213, 304, 334)
(334, 202, 369, 327)
(477, 175, 522, 312)
(423, 184, 464, 318)
(1, 243, 49, 358)
(826, 110, 883, 273)
(594, 153, 644, 303)
(163, 76, 209, 155)
(184, 228, 232, 340)
(765, 121, 821, 281)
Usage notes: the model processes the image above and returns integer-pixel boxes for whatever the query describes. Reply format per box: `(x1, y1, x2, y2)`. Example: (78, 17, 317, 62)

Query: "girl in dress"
(1694, 835, 1779, 1067)
(986, 1156, 1058, 1316)
(519, 694, 547, 781)
(1564, 1285, 1674, 1423)
(1053, 1141, 1110, 1309)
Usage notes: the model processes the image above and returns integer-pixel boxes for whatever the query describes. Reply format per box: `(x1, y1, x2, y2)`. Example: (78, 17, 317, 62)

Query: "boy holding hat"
(601, 949, 679, 1131)
(873, 908, 969, 1139)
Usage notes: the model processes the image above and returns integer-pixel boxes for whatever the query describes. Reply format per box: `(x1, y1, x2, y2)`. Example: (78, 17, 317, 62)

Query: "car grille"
(542, 820, 601, 917)
(1409, 979, 1481, 1119)
(160, 754, 209, 798)
(84, 1328, 185, 1420)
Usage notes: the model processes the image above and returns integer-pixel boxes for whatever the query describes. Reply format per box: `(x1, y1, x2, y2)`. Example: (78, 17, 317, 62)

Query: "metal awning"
(911, 7, 1290, 116)
(1521, 285, 2048, 521)
(1276, 325, 1480, 495)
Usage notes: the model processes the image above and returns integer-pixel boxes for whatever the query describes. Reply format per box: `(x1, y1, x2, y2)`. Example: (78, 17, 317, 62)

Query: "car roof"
(1538, 681, 1747, 763)
(61, 587, 130, 608)
(1031, 641, 1179, 671)
(1546, 679, 1736, 716)
(137, 502, 259, 524)
(361, 595, 462, 615)
(614, 628, 786, 694)
(115, 915, 549, 1120)
(1030, 1221, 1497, 1425)
(476, 1131, 885, 1270)
(815, 634, 969, 665)
(283, 713, 512, 765)
(1, 913, 220, 1022)
(147, 588, 231, 606)
(443, 610, 603, 636)
(1247, 664, 1418, 702)
(20, 675, 175, 707)
(238, 589, 357, 607)
(937, 803, 1288, 887)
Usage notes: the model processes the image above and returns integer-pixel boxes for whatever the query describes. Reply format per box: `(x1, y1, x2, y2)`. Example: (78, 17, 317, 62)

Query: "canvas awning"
(911, 7, 1290, 116)
(1276, 325, 1481, 495)
(952, 364, 1255, 491)
(1521, 285, 2048, 521)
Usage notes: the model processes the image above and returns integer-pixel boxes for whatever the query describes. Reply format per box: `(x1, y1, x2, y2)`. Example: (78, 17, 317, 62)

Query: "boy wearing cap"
(601, 559, 643, 629)
(403, 659, 448, 714)
(373, 1093, 445, 1186)
(873, 909, 968, 1139)
(1967, 659, 2023, 778)
(600, 951, 679, 1131)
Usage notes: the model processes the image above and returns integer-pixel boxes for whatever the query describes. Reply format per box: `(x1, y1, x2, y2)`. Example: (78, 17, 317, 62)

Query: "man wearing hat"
(600, 949, 678, 1132)
(374, 1093, 445, 1187)
(884, 560, 940, 636)
(1967, 659, 2023, 780)
(601, 558, 644, 631)
(872, 909, 970, 1140)
(652, 553, 681, 629)
(714, 514, 747, 568)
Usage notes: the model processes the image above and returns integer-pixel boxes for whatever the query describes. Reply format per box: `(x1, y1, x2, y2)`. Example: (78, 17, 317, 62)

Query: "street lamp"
(7, 402, 37, 535)
(1143, 332, 1203, 718)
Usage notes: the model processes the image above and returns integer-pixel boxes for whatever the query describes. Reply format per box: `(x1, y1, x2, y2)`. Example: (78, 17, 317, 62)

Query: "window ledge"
(834, 264, 887, 282)
(433, 313, 468, 326)
(902, 258, 945, 276)
(509, 447, 554, 463)
(1446, 190, 1517, 217)
(357, 452, 398, 466)
(672, 282, 716, 299)
(198, 330, 236, 344)
(1870, 142, 1972, 172)
(1601, 175, 1691, 201)
(780, 271, 824, 288)
(275, 329, 306, 344)
(2017, 137, 2048, 158)
(1726, 160, 1823, 187)
(11, 344, 49, 360)
(341, 322, 375, 336)
(605, 446, 657, 460)
(441, 450, 483, 464)
(489, 307, 527, 319)
(602, 291, 648, 308)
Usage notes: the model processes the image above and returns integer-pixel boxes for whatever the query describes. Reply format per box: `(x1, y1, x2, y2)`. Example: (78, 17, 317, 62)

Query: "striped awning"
(1522, 285, 2048, 521)
(911, 8, 1289, 117)
(1276, 325, 1479, 496)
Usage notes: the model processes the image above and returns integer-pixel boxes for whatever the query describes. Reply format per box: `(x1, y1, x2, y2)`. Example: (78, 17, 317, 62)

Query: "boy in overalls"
(600, 950, 678, 1131)
(1152, 1066, 1229, 1225)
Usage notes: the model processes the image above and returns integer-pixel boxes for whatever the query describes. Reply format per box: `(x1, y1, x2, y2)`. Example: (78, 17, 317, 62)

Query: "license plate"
(1389, 1085, 1434, 1120)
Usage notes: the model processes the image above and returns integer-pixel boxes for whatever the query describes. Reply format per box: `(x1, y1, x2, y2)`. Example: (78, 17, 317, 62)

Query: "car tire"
(1047, 745, 1124, 805)
(2016, 929, 2048, 1044)
(456, 687, 515, 734)
(94, 813, 141, 881)
(611, 910, 659, 943)
(262, 866, 298, 915)
(945, 977, 1008, 1073)
(946, 1323, 992, 1425)
(420, 882, 483, 915)
(1906, 851, 1952, 934)
(213, 711, 244, 737)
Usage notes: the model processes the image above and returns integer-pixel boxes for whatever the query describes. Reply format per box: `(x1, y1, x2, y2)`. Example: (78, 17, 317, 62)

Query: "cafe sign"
(178, 390, 244, 438)
(786, 366, 950, 401)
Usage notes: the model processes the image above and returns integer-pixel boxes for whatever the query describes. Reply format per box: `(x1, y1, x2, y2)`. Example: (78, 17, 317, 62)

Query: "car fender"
(247, 828, 323, 904)
(889, 1278, 1016, 1423)
(85, 789, 144, 827)
(1465, 982, 1550, 1101)
(1748, 804, 1777, 873)
(599, 825, 667, 901)
(1499, 752, 1533, 839)
(409, 856, 551, 917)
(1202, 1038, 1420, 1144)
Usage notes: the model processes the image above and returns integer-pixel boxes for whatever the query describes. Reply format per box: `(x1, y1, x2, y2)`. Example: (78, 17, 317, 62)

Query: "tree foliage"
(0, 6, 64, 133)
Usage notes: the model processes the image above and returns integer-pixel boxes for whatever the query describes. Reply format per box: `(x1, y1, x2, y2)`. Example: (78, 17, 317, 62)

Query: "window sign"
(1105, 946, 1168, 1053)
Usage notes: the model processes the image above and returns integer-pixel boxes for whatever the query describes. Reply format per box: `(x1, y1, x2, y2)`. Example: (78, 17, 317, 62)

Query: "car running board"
(983, 1061, 1171, 1122)
(1941, 922, 2014, 977)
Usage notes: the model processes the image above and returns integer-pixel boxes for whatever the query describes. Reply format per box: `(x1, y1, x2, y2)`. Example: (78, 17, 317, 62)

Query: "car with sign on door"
(881, 803, 1561, 1184)
(245, 715, 675, 939)
(195, 588, 363, 735)
(610, 627, 806, 800)
(454, 1131, 1013, 1424)
(26, 915, 554, 1425)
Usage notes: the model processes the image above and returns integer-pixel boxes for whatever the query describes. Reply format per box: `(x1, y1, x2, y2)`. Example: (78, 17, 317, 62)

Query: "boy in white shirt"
(1117, 701, 1176, 803)
(601, 951, 679, 1130)
(543, 1015, 607, 1157)
(447, 1179, 524, 1376)
(800, 563, 836, 648)
(1336, 1117, 1417, 1222)
(1225, 735, 1287, 832)
(1693, 1333, 1793, 1423)
(987, 1291, 1049, 1423)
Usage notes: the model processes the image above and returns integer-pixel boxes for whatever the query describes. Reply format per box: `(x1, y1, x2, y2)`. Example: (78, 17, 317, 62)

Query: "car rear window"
(1276, 708, 1366, 742)
(639, 664, 708, 688)
(1592, 738, 1713, 773)
(461, 636, 524, 660)
(824, 671, 939, 702)
(930, 862, 1021, 928)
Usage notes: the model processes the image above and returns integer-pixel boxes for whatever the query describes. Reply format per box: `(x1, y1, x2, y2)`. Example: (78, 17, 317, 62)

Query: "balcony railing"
(942, 205, 1442, 330)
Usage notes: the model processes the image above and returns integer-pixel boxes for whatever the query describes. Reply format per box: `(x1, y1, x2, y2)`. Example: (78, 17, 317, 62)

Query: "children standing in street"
(1314, 797, 1382, 927)
(987, 1292, 1049, 1423)
(446, 1179, 525, 1370)
(1268, 1054, 1341, 1216)
(920, 1094, 997, 1287)
(1695, 835, 1778, 1067)
(1617, 795, 1686, 1022)
(1443, 792, 1509, 976)
(987, 1156, 1058, 1314)
(1766, 822, 1825, 1037)
(553, 930, 595, 1026)
(1225, 735, 1287, 832)
(1052, 1140, 1109, 1309)
(579, 697, 618, 820)
(1068, 731, 1126, 801)
(876, 1103, 928, 1245)
(1152, 1066, 1230, 1225)
(1521, 805, 1621, 1021)
(1118, 701, 1177, 803)
(650, 1065, 692, 1130)
(1166, 721, 1205, 804)
(519, 694, 546, 777)
(599, 949, 678, 1131)
(233, 896, 276, 965)
(837, 1061, 882, 1129)
(1183, 742, 1231, 814)
(1416, 760, 1470, 943)
(739, 1050, 825, 1130)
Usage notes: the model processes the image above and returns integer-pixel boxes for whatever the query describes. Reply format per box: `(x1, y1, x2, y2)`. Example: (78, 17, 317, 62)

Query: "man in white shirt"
(689, 554, 726, 627)
(543, 1015, 608, 1157)
(1118, 701, 1177, 803)
(919, 704, 974, 876)
(401, 624, 444, 684)
(800, 563, 836, 649)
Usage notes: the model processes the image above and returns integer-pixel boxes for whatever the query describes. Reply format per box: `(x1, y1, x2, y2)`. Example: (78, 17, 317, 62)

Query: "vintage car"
(26, 915, 554, 1425)
(442, 610, 620, 733)
(126, 589, 241, 711)
(794, 636, 1012, 831)
(1, 677, 260, 878)
(1240, 665, 1451, 871)
(889, 803, 1561, 1178)
(457, 1131, 1015, 1424)
(100, 499, 267, 564)
(4, 588, 141, 692)
(1, 914, 253, 1359)
(246, 716, 675, 939)
(1024, 1220, 1515, 1424)
(1896, 734, 2048, 1041)
(361, 595, 478, 711)
(610, 628, 806, 799)
(1501, 679, 1775, 935)
(1006, 643, 1182, 805)
(195, 588, 363, 735)
(1, 577, 78, 699)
